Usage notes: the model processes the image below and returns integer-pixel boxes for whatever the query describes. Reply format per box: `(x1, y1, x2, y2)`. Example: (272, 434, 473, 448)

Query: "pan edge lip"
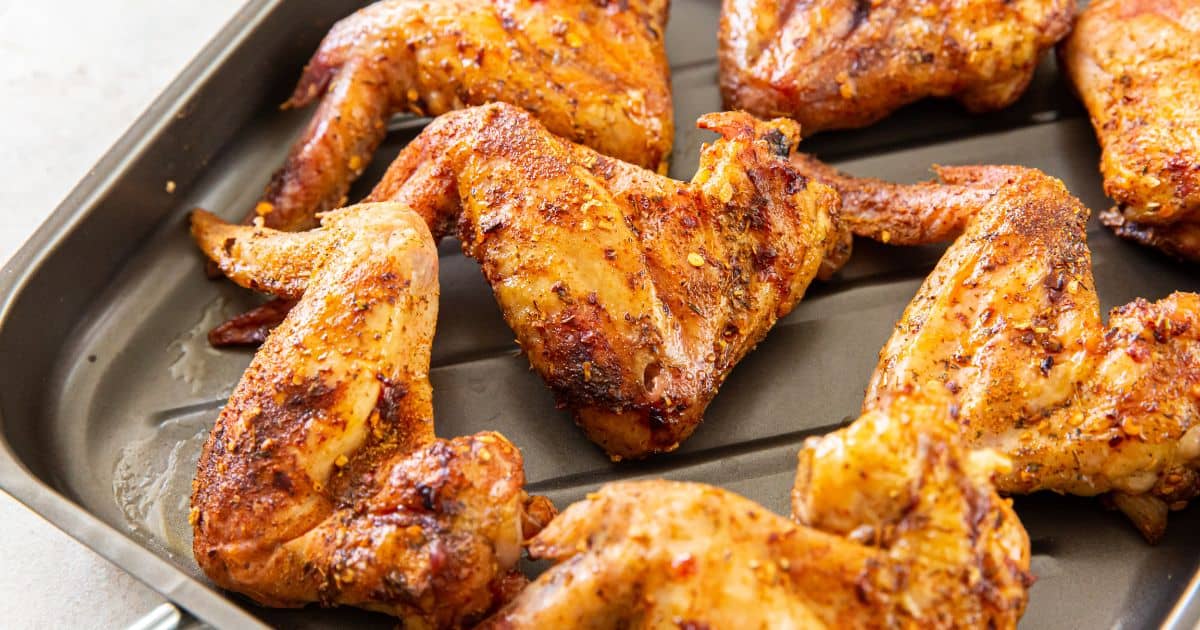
(1162, 570, 1200, 630)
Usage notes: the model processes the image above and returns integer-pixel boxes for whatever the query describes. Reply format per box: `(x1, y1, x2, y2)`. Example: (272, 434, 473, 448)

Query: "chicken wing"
(359, 102, 848, 459)
(482, 394, 1031, 629)
(200, 103, 848, 458)
(789, 152, 990, 245)
(190, 203, 553, 626)
(719, 0, 1074, 133)
(789, 159, 1200, 540)
(247, 0, 673, 233)
(1061, 0, 1200, 261)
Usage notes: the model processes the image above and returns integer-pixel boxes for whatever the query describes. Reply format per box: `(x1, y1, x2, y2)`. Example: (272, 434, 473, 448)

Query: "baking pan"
(0, 1, 1196, 628)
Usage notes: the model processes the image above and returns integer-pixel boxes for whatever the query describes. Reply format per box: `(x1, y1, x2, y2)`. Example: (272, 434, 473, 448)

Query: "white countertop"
(0, 1, 243, 626)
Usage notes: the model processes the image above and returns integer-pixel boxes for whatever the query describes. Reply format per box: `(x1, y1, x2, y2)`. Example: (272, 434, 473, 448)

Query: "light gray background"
(0, 2, 242, 626)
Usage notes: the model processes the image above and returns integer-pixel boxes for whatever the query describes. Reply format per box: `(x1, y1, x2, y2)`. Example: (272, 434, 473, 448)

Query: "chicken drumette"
(719, 0, 1074, 133)
(198, 103, 847, 459)
(250, 0, 673, 233)
(790, 158, 1200, 540)
(483, 394, 1031, 629)
(1061, 0, 1200, 261)
(190, 203, 553, 626)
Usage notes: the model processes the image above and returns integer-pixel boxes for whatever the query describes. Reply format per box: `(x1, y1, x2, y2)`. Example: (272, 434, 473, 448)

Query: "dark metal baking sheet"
(0, 1, 1196, 628)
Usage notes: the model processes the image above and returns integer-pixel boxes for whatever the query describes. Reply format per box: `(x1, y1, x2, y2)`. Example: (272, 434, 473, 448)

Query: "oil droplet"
(168, 297, 232, 395)
(112, 413, 212, 558)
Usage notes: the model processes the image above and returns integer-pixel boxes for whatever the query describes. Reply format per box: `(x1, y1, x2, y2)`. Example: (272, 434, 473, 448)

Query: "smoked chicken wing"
(250, 0, 673, 233)
(719, 0, 1074, 133)
(1062, 0, 1200, 260)
(190, 203, 553, 626)
(482, 394, 1031, 629)
(204, 103, 849, 458)
(361, 102, 848, 459)
(789, 159, 1200, 540)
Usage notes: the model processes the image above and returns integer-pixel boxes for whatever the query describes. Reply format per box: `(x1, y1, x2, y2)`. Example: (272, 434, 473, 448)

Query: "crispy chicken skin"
(250, 0, 673, 233)
(791, 393, 1031, 629)
(482, 395, 1030, 629)
(1061, 0, 1200, 260)
(356, 102, 847, 459)
(207, 297, 297, 347)
(718, 0, 1074, 133)
(789, 152, 990, 245)
(190, 203, 553, 626)
(790, 160, 1200, 540)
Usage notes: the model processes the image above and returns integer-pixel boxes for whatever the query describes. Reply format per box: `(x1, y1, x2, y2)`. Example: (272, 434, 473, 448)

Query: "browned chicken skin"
(719, 0, 1074, 133)
(482, 394, 1031, 629)
(790, 159, 1200, 540)
(247, 0, 673, 234)
(197, 104, 847, 458)
(1061, 0, 1200, 261)
(190, 203, 553, 626)
(790, 152, 988, 245)
(207, 297, 297, 347)
(356, 102, 848, 459)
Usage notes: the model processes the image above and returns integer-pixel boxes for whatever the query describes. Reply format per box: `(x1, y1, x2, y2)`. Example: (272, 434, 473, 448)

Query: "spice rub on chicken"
(719, 0, 1073, 133)
(788, 158, 1200, 541)
(1062, 0, 1200, 261)
(483, 394, 1031, 629)
(190, 203, 553, 627)
(360, 102, 848, 459)
(244, 0, 674, 233)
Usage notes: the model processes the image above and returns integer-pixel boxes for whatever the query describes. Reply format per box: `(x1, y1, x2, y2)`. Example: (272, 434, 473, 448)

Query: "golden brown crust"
(1100, 208, 1200, 261)
(793, 393, 1032, 629)
(1061, 0, 1200, 260)
(481, 396, 1030, 629)
(191, 210, 325, 298)
(789, 153, 999, 245)
(190, 203, 551, 626)
(719, 0, 1074, 133)
(364, 103, 846, 459)
(249, 0, 674, 232)
(842, 166, 1200, 540)
(206, 298, 296, 347)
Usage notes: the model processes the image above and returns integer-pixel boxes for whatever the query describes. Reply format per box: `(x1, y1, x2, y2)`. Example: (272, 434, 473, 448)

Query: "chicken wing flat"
(251, 0, 674, 233)
(1061, 0, 1200, 261)
(358, 102, 848, 459)
(790, 160, 1200, 540)
(719, 0, 1074, 133)
(190, 203, 553, 626)
(483, 394, 1030, 629)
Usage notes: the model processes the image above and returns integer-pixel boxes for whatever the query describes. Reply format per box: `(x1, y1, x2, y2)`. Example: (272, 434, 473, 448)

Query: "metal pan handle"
(126, 603, 207, 630)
